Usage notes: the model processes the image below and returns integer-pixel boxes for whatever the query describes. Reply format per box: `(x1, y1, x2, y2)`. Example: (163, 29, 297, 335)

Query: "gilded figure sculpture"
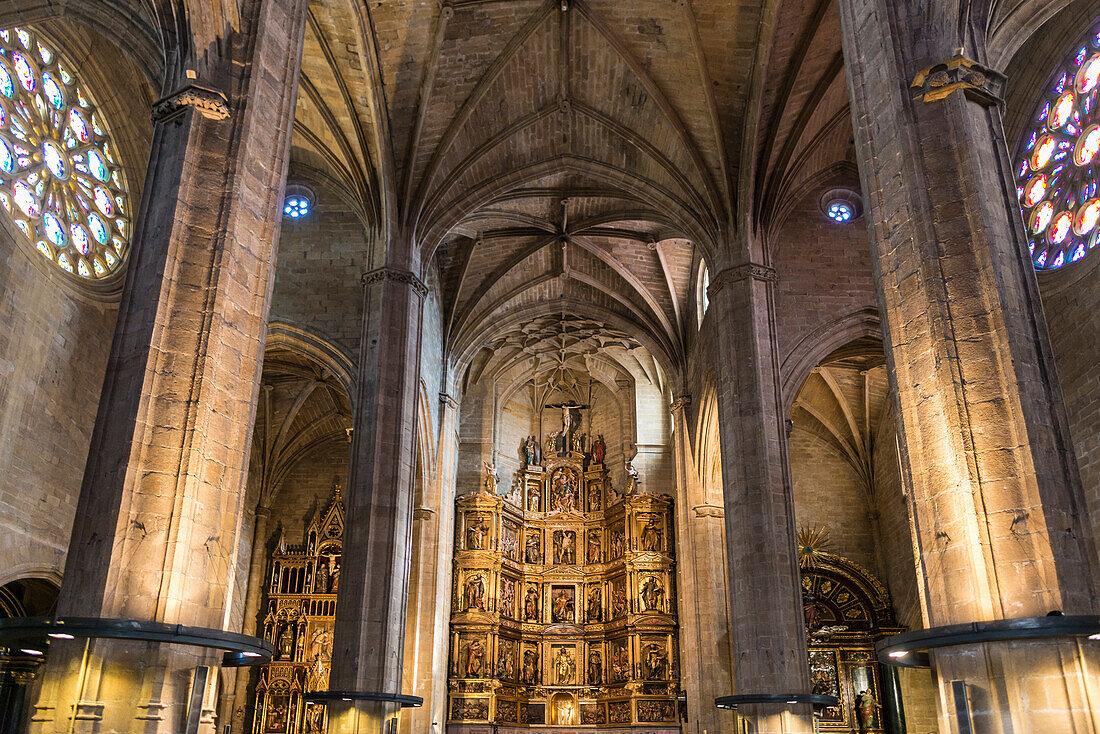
(554, 647, 576, 684)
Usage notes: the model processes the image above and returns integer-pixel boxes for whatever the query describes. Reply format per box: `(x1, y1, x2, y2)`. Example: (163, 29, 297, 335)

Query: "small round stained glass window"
(826, 200, 854, 223)
(283, 195, 311, 219)
(1014, 24, 1100, 270)
(0, 27, 130, 279)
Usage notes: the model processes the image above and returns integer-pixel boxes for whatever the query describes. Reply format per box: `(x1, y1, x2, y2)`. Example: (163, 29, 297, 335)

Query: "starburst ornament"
(797, 525, 832, 569)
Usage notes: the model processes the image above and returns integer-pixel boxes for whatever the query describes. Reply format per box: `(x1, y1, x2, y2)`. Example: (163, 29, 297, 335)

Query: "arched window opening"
(1014, 23, 1100, 270)
(696, 261, 710, 327)
(0, 27, 132, 280)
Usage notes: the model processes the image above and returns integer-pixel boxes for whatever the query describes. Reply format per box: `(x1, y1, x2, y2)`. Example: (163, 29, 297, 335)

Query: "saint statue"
(643, 643, 668, 680)
(551, 588, 574, 622)
(586, 530, 601, 564)
(612, 584, 627, 617)
(522, 649, 540, 684)
(527, 483, 541, 512)
(610, 528, 625, 558)
(329, 559, 340, 592)
(641, 577, 665, 612)
(551, 471, 577, 512)
(571, 431, 587, 455)
(587, 650, 602, 684)
(553, 530, 576, 565)
(309, 627, 333, 661)
(463, 639, 484, 677)
(641, 517, 662, 552)
(314, 559, 329, 594)
(588, 484, 602, 511)
(277, 624, 294, 659)
(625, 461, 640, 495)
(500, 577, 515, 617)
(554, 698, 575, 726)
(554, 648, 576, 684)
(483, 462, 498, 494)
(523, 435, 539, 467)
(611, 644, 629, 682)
(524, 586, 540, 621)
(464, 573, 485, 610)
(856, 690, 881, 731)
(592, 434, 606, 465)
(586, 585, 602, 621)
(466, 515, 489, 550)
(525, 532, 541, 564)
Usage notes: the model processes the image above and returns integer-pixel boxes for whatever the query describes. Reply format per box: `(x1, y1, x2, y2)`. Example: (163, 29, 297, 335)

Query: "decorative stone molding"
(361, 267, 429, 298)
(413, 506, 436, 521)
(911, 54, 1005, 107)
(669, 394, 691, 414)
(151, 84, 231, 124)
(693, 504, 723, 518)
(707, 262, 777, 299)
(440, 392, 460, 410)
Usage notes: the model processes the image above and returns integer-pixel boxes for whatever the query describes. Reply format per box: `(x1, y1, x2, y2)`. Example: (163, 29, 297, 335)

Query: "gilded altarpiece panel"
(448, 437, 680, 733)
(250, 486, 343, 734)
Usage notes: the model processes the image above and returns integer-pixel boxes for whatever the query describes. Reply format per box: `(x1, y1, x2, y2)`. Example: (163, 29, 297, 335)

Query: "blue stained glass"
(0, 140, 11, 172)
(1053, 250, 1065, 267)
(86, 149, 108, 181)
(0, 64, 13, 97)
(1056, 71, 1068, 93)
(1035, 250, 1049, 266)
(1027, 131, 1038, 150)
(1077, 46, 1088, 66)
(11, 52, 34, 91)
(87, 213, 108, 244)
(69, 223, 89, 254)
(1072, 242, 1087, 261)
(15, 29, 29, 49)
(42, 141, 65, 178)
(42, 73, 62, 109)
(68, 108, 89, 141)
(43, 212, 64, 247)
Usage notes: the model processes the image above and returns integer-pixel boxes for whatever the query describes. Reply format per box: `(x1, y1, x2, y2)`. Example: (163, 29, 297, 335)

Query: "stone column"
(669, 395, 736, 734)
(327, 266, 426, 733)
(26, 1, 307, 731)
(400, 391, 459, 734)
(707, 264, 813, 733)
(227, 503, 272, 733)
(839, 2, 1100, 731)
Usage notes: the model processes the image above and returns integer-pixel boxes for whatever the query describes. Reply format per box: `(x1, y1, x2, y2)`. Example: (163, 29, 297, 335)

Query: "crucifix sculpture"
(545, 400, 588, 457)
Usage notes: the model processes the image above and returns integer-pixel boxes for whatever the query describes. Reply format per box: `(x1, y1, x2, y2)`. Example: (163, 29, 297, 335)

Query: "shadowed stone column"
(400, 391, 459, 734)
(25, 1, 308, 731)
(708, 264, 814, 734)
(327, 266, 426, 734)
(839, 2, 1100, 731)
(669, 395, 736, 734)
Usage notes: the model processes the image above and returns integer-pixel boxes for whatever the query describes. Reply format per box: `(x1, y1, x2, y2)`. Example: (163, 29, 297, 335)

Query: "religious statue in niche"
(500, 576, 516, 618)
(304, 703, 324, 733)
(483, 462, 498, 494)
(586, 530, 601, 564)
(587, 650, 602, 684)
(643, 642, 668, 680)
(501, 523, 518, 561)
(554, 696, 576, 725)
(525, 531, 542, 564)
(641, 517, 662, 552)
(611, 581, 627, 618)
(466, 514, 490, 550)
(641, 577, 665, 612)
(554, 647, 576, 684)
(524, 586, 541, 621)
(610, 641, 630, 683)
(802, 593, 828, 632)
(855, 689, 881, 731)
(314, 556, 329, 594)
(527, 483, 541, 512)
(553, 529, 576, 564)
(551, 587, 575, 623)
(462, 638, 485, 678)
(464, 573, 485, 610)
(550, 469, 578, 513)
(523, 435, 542, 467)
(277, 623, 295, 660)
(610, 527, 625, 559)
(586, 585, 602, 622)
(591, 434, 606, 465)
(522, 648, 540, 685)
(308, 628, 332, 661)
(588, 482, 602, 511)
(572, 431, 587, 455)
(266, 701, 289, 732)
(497, 639, 517, 681)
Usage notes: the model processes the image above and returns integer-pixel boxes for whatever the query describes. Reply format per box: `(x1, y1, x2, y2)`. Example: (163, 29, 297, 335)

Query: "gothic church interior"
(0, 0, 1098, 733)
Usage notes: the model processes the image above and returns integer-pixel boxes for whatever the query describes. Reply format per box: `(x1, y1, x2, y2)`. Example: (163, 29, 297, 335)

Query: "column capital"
(910, 53, 1005, 107)
(151, 83, 231, 124)
(361, 267, 428, 299)
(439, 392, 460, 409)
(707, 262, 777, 299)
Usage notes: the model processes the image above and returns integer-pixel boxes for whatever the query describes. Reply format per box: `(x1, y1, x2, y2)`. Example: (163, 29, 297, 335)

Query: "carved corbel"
(911, 53, 1005, 107)
(151, 84, 231, 124)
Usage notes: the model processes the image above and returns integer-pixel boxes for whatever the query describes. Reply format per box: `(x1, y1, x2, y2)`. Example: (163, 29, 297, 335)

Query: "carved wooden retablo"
(448, 438, 680, 731)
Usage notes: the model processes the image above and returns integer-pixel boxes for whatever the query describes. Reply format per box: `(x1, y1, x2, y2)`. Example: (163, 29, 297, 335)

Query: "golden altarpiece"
(448, 414, 681, 732)
(250, 486, 344, 734)
(798, 537, 902, 734)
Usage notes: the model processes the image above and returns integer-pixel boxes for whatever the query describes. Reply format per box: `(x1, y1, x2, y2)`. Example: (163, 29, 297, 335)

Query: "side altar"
(448, 409, 681, 732)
